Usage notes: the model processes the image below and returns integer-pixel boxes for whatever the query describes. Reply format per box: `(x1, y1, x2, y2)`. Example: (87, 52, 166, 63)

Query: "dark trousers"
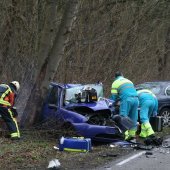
(0, 107, 20, 138)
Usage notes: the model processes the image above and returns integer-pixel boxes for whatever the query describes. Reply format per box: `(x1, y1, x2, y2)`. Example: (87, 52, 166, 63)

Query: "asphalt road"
(96, 138, 170, 170)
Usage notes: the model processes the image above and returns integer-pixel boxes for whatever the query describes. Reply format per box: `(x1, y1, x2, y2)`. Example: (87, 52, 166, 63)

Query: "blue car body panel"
(65, 100, 109, 111)
(41, 82, 122, 142)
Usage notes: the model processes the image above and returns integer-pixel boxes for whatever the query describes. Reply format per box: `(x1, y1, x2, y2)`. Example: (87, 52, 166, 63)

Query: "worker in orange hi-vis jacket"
(0, 81, 20, 140)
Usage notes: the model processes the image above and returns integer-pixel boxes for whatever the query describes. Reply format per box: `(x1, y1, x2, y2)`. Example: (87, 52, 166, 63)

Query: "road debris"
(47, 159, 61, 169)
(144, 136, 163, 146)
(99, 153, 118, 157)
(53, 146, 59, 150)
(162, 138, 170, 148)
(110, 140, 153, 150)
(145, 151, 153, 155)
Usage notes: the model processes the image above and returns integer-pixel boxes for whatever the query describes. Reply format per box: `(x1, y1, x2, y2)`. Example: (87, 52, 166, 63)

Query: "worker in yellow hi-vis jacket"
(137, 88, 158, 138)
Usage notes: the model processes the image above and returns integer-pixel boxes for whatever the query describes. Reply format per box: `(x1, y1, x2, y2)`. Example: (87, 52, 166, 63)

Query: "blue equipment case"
(59, 137, 92, 152)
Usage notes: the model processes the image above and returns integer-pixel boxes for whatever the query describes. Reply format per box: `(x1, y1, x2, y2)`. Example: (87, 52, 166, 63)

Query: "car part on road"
(47, 159, 60, 169)
(110, 140, 153, 150)
(112, 115, 134, 132)
(144, 136, 163, 146)
(99, 153, 119, 157)
(162, 138, 170, 148)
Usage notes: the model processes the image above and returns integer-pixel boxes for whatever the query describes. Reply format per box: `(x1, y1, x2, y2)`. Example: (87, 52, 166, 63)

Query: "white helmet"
(10, 81, 20, 91)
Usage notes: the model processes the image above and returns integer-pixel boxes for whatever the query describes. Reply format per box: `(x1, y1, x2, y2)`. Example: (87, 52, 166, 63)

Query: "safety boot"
(125, 129, 136, 141)
(139, 122, 154, 138)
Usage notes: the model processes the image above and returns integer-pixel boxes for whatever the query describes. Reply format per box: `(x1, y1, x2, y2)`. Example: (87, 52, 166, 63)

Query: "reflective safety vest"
(0, 84, 12, 106)
(111, 76, 137, 100)
(137, 89, 156, 98)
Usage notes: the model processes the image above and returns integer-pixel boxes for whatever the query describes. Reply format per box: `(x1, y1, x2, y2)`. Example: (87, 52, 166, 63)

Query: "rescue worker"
(137, 88, 158, 138)
(110, 72, 139, 140)
(0, 81, 20, 140)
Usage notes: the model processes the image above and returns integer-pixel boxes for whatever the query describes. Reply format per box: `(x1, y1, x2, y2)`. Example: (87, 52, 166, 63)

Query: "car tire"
(159, 108, 170, 127)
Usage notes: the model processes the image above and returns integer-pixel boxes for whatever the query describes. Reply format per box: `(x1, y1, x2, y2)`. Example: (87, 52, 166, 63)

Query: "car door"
(41, 84, 62, 120)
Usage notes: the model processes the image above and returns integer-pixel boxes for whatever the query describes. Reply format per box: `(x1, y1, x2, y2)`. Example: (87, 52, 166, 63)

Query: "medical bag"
(58, 137, 92, 152)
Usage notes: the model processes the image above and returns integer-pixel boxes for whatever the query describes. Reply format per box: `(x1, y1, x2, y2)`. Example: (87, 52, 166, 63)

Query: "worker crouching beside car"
(110, 71, 139, 141)
(137, 88, 158, 138)
(0, 81, 20, 140)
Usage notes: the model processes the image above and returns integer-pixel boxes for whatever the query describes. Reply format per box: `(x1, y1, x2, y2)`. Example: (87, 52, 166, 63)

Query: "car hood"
(65, 100, 110, 111)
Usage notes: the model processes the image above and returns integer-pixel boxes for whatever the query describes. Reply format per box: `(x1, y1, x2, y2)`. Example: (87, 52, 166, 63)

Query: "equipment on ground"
(58, 137, 92, 152)
(150, 116, 163, 132)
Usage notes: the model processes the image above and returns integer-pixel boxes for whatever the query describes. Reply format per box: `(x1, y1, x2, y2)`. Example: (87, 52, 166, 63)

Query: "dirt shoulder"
(0, 127, 170, 170)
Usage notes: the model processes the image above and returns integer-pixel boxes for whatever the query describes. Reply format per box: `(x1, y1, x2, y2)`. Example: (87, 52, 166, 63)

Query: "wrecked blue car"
(42, 82, 128, 142)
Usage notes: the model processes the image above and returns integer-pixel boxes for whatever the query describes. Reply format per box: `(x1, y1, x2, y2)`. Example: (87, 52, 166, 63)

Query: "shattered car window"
(64, 84, 104, 105)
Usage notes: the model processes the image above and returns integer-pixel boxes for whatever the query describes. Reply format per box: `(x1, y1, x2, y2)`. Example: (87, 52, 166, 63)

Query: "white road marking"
(116, 151, 146, 166)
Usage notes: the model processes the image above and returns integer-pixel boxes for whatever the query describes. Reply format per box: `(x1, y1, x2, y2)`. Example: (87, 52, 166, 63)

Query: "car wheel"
(159, 108, 170, 127)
